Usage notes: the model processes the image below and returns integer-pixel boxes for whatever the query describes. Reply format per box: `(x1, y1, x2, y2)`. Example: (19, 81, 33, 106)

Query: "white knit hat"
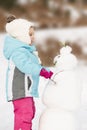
(6, 18, 34, 44)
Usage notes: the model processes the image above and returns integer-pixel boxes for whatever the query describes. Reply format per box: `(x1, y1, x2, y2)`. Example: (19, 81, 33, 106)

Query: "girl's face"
(29, 26, 35, 45)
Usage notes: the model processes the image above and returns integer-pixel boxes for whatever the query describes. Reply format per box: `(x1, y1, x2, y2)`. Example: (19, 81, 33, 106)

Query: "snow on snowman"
(39, 45, 81, 130)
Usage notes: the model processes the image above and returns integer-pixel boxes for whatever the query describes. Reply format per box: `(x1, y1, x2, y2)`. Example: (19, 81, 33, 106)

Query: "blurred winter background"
(0, 0, 87, 130)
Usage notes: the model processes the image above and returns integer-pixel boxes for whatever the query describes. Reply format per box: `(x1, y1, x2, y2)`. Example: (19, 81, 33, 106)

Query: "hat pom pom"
(6, 15, 16, 23)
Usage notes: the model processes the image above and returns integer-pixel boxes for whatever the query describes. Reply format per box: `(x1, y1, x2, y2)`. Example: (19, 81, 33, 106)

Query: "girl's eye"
(29, 33, 32, 36)
(58, 55, 60, 58)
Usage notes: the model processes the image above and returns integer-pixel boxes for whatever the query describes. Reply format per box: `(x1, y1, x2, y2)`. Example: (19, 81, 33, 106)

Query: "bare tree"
(0, 0, 16, 9)
(37, 0, 48, 7)
(75, 0, 83, 10)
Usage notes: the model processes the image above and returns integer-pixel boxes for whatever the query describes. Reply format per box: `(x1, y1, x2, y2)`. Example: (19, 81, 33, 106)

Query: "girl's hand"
(40, 68, 53, 79)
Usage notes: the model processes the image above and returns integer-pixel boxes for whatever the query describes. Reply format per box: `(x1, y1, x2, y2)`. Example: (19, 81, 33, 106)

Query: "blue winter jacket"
(3, 35, 43, 100)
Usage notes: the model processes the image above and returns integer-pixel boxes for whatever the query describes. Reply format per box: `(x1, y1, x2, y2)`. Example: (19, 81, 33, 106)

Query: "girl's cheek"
(31, 36, 34, 41)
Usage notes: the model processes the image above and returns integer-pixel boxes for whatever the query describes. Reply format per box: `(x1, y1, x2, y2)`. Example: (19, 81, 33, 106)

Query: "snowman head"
(54, 46, 78, 70)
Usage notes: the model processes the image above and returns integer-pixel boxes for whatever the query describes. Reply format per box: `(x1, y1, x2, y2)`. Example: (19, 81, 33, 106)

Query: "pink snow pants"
(13, 97, 35, 130)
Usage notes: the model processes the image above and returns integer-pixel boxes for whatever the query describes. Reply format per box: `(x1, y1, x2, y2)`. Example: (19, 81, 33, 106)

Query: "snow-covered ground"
(0, 27, 87, 130)
(35, 27, 87, 43)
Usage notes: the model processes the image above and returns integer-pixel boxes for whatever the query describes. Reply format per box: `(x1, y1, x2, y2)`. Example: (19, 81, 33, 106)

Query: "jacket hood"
(3, 35, 36, 60)
(6, 18, 34, 44)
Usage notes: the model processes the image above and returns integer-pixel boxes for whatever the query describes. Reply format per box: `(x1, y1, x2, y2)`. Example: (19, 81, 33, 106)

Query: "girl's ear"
(6, 15, 16, 23)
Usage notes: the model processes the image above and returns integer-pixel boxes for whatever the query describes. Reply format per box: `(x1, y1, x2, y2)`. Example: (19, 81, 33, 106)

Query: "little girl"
(3, 15, 53, 130)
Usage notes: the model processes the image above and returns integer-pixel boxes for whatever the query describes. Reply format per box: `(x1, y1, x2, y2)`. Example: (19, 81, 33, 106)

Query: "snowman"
(39, 46, 81, 130)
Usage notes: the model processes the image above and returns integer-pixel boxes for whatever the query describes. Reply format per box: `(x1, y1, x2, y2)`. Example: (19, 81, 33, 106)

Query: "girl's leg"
(13, 97, 35, 130)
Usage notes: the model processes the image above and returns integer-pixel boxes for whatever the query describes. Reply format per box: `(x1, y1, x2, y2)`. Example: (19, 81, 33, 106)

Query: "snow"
(36, 27, 87, 43)
(63, 5, 81, 24)
(0, 27, 87, 130)
(17, 0, 28, 5)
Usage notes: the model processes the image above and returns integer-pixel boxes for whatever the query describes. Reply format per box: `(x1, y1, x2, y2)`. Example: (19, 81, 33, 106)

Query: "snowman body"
(39, 46, 81, 130)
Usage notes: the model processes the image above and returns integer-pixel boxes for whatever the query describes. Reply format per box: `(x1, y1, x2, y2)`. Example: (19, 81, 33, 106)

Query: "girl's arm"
(11, 48, 42, 76)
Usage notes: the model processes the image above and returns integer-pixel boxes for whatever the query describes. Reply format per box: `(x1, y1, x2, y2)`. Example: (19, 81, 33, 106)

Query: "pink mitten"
(40, 68, 53, 79)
